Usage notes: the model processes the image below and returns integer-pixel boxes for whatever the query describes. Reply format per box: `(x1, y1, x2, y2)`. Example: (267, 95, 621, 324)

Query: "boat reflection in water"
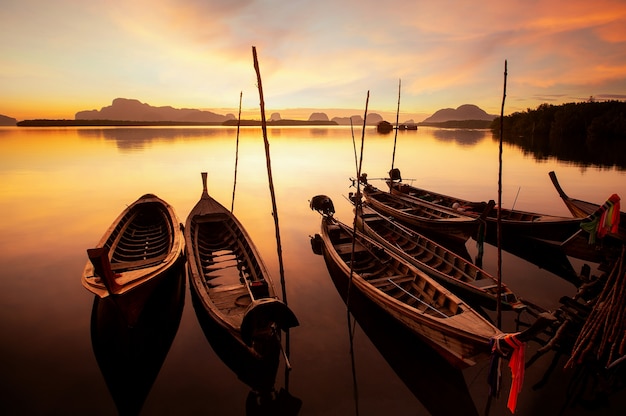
(311, 237, 479, 416)
(90, 262, 185, 416)
(191, 289, 302, 416)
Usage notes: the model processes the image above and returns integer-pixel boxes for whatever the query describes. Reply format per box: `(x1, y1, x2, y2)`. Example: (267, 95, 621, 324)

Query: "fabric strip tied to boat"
(487, 333, 526, 414)
(580, 194, 621, 243)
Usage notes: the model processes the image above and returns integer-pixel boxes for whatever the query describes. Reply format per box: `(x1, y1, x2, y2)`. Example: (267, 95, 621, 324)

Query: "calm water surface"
(1, 126, 625, 415)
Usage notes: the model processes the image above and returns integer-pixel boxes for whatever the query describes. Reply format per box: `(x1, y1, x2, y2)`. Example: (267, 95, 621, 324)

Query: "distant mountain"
(0, 114, 17, 126)
(421, 104, 496, 123)
(75, 98, 235, 123)
(331, 113, 383, 126)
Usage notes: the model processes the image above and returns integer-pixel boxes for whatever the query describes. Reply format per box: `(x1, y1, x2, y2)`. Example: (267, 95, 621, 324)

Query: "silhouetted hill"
(0, 114, 17, 126)
(331, 113, 383, 126)
(75, 98, 235, 123)
(421, 104, 496, 123)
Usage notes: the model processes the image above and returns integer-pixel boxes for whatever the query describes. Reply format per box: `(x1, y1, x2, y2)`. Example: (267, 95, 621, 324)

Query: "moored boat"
(357, 174, 492, 244)
(354, 202, 525, 311)
(387, 168, 582, 243)
(82, 193, 185, 326)
(549, 170, 625, 242)
(310, 195, 503, 369)
(185, 172, 298, 394)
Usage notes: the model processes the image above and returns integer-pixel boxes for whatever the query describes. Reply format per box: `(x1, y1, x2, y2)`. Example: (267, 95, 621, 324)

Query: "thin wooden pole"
(347, 91, 369, 312)
(497, 60, 508, 329)
(231, 91, 243, 213)
(347, 92, 369, 416)
(390, 78, 401, 179)
(252, 47, 293, 384)
(252, 46, 287, 306)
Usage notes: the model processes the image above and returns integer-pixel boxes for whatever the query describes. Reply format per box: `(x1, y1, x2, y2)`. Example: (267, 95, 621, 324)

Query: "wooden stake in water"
(390, 78, 401, 178)
(252, 47, 294, 383)
(497, 60, 508, 329)
(231, 91, 242, 213)
(252, 46, 287, 307)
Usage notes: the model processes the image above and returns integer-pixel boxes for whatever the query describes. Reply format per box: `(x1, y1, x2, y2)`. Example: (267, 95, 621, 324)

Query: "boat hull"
(82, 194, 185, 326)
(361, 183, 482, 244)
(316, 215, 500, 369)
(184, 173, 298, 393)
(388, 179, 582, 243)
(356, 205, 525, 311)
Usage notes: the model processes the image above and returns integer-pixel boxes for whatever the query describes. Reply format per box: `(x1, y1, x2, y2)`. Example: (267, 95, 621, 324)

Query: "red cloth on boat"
(504, 334, 526, 413)
(488, 333, 526, 414)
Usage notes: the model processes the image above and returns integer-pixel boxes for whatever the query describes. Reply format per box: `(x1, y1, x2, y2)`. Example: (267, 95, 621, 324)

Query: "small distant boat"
(358, 175, 493, 244)
(185, 172, 298, 393)
(310, 195, 503, 369)
(354, 202, 525, 311)
(387, 168, 582, 242)
(82, 193, 185, 326)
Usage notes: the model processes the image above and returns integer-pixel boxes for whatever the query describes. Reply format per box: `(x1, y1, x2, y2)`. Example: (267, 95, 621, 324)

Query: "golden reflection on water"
(2, 125, 625, 256)
(1, 125, 626, 415)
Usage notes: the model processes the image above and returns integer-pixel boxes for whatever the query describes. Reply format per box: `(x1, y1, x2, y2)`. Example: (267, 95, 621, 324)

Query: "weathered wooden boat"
(357, 175, 492, 244)
(185, 172, 298, 393)
(386, 168, 583, 242)
(309, 195, 503, 369)
(82, 193, 185, 326)
(354, 202, 525, 311)
(321, 241, 480, 416)
(548, 170, 625, 263)
(549, 170, 625, 242)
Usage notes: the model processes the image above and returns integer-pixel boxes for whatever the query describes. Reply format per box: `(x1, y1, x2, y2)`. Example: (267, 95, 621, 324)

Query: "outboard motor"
(309, 195, 335, 217)
(389, 168, 402, 182)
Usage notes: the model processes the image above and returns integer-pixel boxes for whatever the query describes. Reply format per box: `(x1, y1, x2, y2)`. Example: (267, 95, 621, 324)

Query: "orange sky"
(2, 0, 626, 121)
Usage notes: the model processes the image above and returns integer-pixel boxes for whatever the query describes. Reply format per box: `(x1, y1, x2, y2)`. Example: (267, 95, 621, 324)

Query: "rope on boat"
(386, 278, 448, 318)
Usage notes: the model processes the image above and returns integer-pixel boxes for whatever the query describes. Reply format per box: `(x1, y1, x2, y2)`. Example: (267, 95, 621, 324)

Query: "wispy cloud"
(1, 0, 625, 119)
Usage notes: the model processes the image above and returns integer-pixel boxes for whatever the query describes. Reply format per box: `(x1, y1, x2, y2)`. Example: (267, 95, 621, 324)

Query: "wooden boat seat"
(335, 242, 367, 255)
(368, 275, 414, 287)
(111, 253, 168, 272)
(470, 278, 498, 290)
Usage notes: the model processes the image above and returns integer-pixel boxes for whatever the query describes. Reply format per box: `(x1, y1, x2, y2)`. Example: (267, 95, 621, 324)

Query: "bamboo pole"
(252, 47, 293, 382)
(497, 60, 508, 329)
(231, 91, 242, 213)
(347, 91, 370, 311)
(252, 46, 287, 306)
(390, 79, 401, 180)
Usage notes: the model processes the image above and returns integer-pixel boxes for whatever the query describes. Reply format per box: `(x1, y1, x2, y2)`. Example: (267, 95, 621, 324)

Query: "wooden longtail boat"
(548, 171, 625, 262)
(310, 195, 503, 369)
(358, 176, 492, 244)
(82, 193, 185, 326)
(185, 173, 298, 393)
(387, 168, 582, 242)
(354, 203, 525, 311)
(549, 170, 625, 241)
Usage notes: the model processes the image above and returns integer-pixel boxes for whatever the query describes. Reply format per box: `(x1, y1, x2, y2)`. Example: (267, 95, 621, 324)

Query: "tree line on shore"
(491, 100, 626, 168)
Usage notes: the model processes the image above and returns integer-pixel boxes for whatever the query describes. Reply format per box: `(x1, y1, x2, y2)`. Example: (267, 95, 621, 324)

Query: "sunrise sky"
(2, 0, 626, 121)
